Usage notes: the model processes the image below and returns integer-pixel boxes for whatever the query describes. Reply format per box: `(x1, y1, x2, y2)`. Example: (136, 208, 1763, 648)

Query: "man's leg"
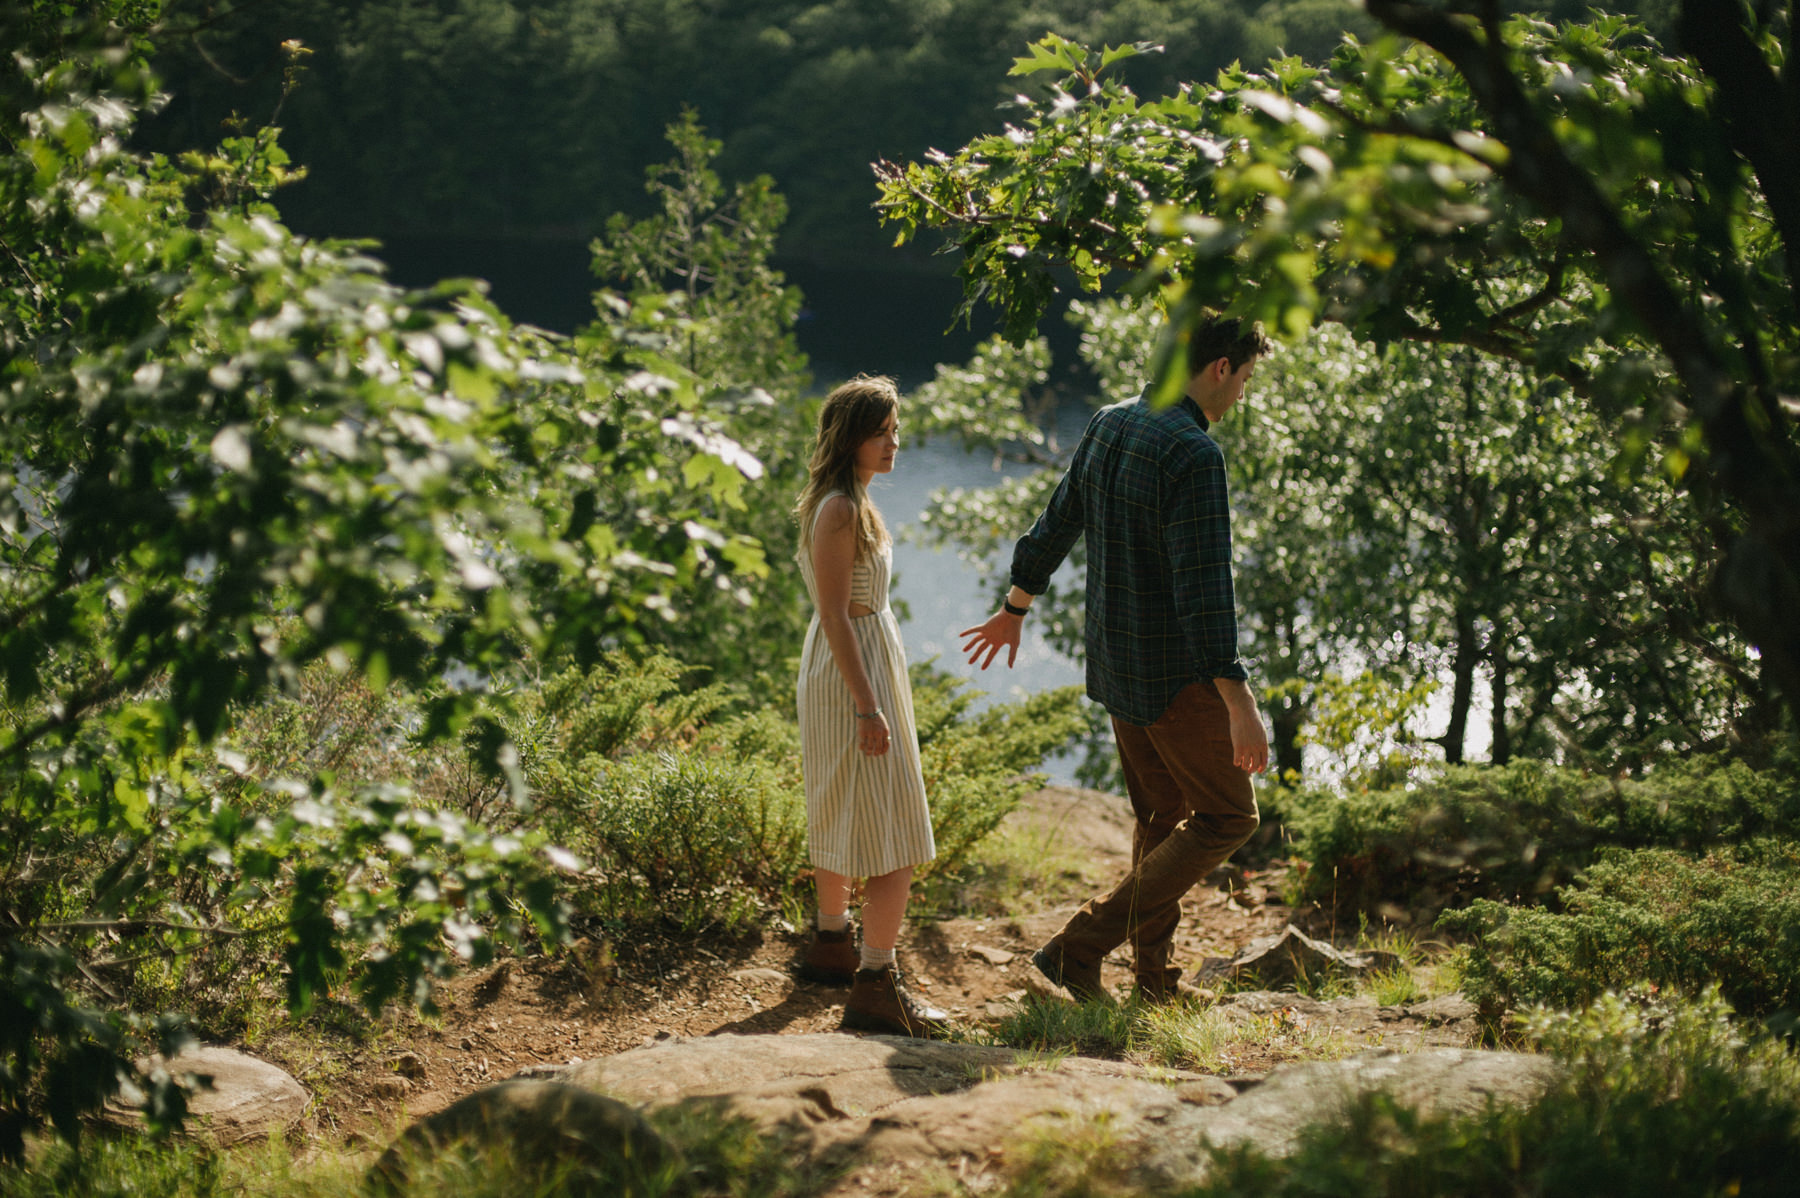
(1115, 716, 1196, 992)
(1042, 684, 1258, 995)
(1131, 684, 1259, 990)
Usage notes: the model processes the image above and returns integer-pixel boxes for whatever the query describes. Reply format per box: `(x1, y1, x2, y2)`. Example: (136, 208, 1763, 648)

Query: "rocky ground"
(255, 786, 1480, 1149)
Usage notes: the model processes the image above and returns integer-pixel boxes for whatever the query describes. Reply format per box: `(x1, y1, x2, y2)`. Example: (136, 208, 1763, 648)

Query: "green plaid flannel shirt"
(1009, 390, 1248, 726)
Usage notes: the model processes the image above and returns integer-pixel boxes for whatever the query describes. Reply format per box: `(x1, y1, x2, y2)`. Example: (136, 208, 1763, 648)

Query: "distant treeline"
(137, 0, 1671, 268)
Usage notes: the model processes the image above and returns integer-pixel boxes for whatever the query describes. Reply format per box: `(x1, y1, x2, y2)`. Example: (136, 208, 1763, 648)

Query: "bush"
(550, 750, 807, 932)
(1279, 756, 1800, 919)
(911, 667, 1087, 886)
(515, 657, 1086, 928)
(1442, 839, 1800, 1018)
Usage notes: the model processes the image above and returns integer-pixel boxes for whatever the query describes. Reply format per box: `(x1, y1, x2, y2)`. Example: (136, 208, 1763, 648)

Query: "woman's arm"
(811, 495, 891, 757)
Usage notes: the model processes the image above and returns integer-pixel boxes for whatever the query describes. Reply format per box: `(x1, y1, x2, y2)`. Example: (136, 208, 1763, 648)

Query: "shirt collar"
(1138, 385, 1212, 431)
(1180, 395, 1211, 432)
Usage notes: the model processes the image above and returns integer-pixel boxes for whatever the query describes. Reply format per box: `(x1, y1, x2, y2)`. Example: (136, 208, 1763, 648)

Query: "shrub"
(1442, 839, 1800, 1018)
(911, 666, 1087, 885)
(552, 750, 807, 931)
(1279, 755, 1799, 918)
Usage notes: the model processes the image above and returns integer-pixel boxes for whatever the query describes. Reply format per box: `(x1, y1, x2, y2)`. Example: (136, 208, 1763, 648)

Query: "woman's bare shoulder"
(815, 492, 857, 532)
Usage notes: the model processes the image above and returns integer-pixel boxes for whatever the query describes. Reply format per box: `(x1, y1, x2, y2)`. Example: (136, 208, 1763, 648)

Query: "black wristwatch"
(1003, 600, 1029, 617)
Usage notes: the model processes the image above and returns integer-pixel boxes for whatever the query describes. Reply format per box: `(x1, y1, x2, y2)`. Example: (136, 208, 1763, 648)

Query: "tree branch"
(1367, 0, 1800, 709)
(1677, 1, 1800, 317)
(1490, 249, 1568, 330)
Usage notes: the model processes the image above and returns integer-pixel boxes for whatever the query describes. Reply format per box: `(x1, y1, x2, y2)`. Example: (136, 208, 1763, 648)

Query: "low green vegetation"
(6, 1095, 819, 1198)
(1445, 840, 1800, 1019)
(1188, 990, 1800, 1198)
(987, 993, 1357, 1076)
(1265, 754, 1800, 1027)
(1274, 756, 1800, 918)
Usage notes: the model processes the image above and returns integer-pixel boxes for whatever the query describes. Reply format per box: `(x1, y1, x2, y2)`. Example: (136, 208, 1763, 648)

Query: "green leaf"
(1009, 34, 1085, 79)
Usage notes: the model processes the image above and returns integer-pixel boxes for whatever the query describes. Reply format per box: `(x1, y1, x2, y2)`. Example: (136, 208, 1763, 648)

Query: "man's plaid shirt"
(1009, 390, 1248, 727)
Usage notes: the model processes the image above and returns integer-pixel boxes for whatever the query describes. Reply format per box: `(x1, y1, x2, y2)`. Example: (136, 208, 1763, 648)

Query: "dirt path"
(281, 787, 1333, 1142)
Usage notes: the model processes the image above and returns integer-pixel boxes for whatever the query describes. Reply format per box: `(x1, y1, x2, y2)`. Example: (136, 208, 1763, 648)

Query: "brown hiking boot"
(1031, 940, 1112, 1005)
(1133, 975, 1214, 1006)
(841, 966, 950, 1038)
(798, 927, 858, 985)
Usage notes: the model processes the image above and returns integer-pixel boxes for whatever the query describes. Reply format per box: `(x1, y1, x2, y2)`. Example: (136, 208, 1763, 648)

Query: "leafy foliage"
(0, 8, 767, 1155)
(1444, 840, 1800, 1018)
(879, 12, 1800, 726)
(585, 112, 815, 703)
(1278, 755, 1800, 918)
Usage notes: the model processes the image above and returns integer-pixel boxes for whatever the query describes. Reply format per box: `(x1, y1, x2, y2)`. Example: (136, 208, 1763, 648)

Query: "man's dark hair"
(1189, 312, 1274, 373)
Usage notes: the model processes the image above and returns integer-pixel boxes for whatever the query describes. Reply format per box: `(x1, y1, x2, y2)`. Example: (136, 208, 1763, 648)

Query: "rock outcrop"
(382, 1030, 1559, 1195)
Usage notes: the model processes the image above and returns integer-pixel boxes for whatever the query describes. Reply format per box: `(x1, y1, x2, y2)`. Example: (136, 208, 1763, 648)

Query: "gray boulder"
(1197, 924, 1401, 988)
(371, 1079, 681, 1197)
(1192, 1047, 1561, 1162)
(107, 1045, 306, 1146)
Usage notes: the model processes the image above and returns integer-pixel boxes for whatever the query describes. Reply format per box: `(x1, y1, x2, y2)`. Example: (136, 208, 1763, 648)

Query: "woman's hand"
(857, 709, 891, 757)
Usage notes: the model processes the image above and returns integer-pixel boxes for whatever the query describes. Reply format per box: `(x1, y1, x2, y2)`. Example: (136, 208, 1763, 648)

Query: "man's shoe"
(797, 927, 858, 985)
(1031, 942, 1111, 1005)
(841, 966, 951, 1038)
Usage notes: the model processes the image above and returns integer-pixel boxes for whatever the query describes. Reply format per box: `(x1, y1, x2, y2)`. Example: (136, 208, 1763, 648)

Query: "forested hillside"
(137, 0, 1670, 266)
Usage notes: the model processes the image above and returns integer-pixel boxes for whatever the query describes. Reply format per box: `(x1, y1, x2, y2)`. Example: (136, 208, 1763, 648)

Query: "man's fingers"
(1007, 644, 1017, 668)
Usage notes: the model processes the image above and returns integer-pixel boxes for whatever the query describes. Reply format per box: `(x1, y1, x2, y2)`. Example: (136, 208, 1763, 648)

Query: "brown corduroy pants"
(1052, 682, 1259, 990)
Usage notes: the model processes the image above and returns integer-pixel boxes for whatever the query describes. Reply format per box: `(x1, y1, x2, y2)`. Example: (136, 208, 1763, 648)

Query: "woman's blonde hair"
(796, 375, 897, 558)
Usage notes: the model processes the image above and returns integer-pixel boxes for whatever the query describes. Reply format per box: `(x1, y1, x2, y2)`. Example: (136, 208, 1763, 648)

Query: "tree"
(913, 295, 1750, 778)
(875, 10, 1800, 728)
(0, 7, 765, 1154)
(586, 110, 817, 699)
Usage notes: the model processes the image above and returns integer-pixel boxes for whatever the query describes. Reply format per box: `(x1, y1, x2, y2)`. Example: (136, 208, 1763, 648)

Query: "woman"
(794, 375, 947, 1038)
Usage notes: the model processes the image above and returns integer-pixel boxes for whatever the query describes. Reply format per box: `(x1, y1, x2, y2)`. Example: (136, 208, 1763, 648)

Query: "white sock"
(817, 910, 850, 933)
(860, 945, 896, 971)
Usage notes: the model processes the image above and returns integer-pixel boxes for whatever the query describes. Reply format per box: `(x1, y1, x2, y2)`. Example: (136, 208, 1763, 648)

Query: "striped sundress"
(797, 496, 936, 877)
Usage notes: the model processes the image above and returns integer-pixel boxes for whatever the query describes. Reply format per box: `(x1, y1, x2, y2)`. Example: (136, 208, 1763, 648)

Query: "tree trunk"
(1440, 608, 1478, 765)
(1490, 621, 1512, 765)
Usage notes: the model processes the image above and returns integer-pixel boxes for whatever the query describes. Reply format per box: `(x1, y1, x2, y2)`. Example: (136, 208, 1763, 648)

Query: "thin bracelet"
(855, 707, 884, 721)
(1002, 600, 1029, 617)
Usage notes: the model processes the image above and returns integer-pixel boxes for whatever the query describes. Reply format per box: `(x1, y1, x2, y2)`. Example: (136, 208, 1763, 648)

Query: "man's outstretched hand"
(959, 609, 1022, 670)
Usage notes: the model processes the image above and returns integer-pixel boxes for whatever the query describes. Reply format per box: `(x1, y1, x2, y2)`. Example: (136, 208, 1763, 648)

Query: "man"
(960, 313, 1272, 1004)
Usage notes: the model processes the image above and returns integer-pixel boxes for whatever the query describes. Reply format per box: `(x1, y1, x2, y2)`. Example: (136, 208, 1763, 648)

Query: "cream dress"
(797, 496, 936, 877)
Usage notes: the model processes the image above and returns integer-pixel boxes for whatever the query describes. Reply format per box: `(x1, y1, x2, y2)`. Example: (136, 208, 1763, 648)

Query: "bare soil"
(265, 787, 1343, 1145)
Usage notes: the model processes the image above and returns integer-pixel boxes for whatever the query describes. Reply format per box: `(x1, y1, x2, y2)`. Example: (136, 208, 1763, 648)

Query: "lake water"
(375, 239, 1488, 780)
(871, 430, 1092, 787)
